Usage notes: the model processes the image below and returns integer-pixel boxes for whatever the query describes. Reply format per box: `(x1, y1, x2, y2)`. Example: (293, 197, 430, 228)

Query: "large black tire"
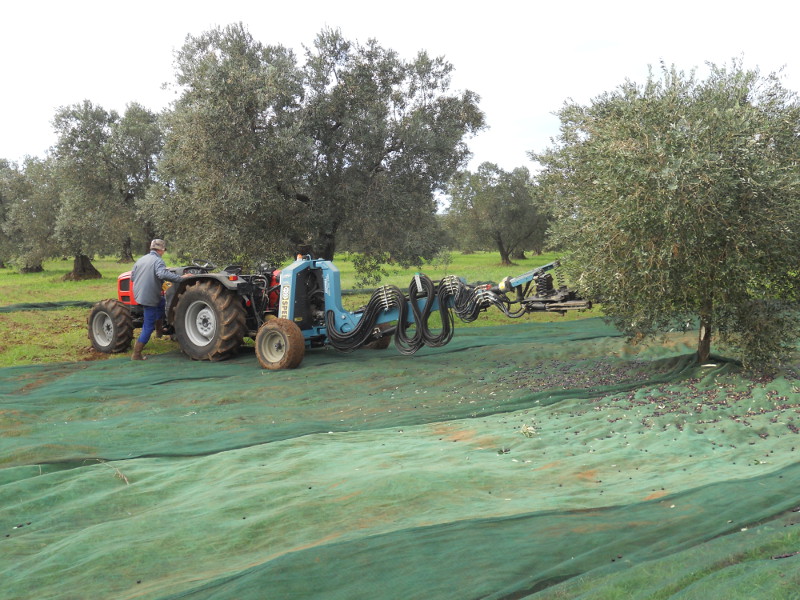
(174, 281, 246, 361)
(255, 318, 305, 370)
(88, 299, 133, 354)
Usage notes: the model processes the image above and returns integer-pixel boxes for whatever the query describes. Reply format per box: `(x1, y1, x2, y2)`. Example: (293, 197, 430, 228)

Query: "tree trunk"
(697, 301, 713, 363)
(496, 238, 515, 267)
(63, 254, 102, 281)
(314, 232, 337, 261)
(512, 249, 527, 260)
(20, 262, 44, 273)
(119, 237, 134, 262)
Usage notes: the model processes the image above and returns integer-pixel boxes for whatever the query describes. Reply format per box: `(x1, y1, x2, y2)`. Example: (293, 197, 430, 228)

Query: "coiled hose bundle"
(325, 273, 527, 355)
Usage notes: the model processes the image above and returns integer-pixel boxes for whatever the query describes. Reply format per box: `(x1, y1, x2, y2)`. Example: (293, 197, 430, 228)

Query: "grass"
(0, 257, 131, 305)
(0, 251, 600, 367)
(335, 250, 567, 289)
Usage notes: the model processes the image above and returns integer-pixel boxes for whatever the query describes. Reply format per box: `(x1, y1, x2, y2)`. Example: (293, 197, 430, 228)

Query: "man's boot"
(131, 341, 147, 361)
(154, 320, 164, 338)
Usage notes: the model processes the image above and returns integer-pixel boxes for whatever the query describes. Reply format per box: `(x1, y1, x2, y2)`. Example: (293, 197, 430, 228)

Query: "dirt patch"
(644, 490, 669, 500)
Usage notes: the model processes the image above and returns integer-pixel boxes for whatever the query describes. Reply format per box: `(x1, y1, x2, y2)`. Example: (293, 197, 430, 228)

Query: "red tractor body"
(89, 262, 282, 360)
(117, 271, 138, 306)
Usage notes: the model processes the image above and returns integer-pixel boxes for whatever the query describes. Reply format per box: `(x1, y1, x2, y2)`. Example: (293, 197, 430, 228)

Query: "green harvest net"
(1, 317, 799, 599)
(0, 301, 94, 314)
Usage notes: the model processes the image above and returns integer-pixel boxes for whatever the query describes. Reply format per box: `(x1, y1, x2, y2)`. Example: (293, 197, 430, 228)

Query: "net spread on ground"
(2, 318, 799, 599)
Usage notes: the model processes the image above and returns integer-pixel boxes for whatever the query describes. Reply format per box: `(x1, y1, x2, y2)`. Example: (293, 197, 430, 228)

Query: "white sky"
(1, 0, 797, 171)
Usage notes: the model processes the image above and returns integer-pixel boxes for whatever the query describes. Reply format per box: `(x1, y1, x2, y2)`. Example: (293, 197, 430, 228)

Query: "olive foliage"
(0, 159, 25, 268)
(1, 157, 62, 272)
(148, 24, 484, 270)
(446, 163, 548, 265)
(533, 61, 800, 368)
(52, 100, 162, 277)
(145, 24, 303, 267)
(297, 30, 484, 264)
(1, 102, 162, 277)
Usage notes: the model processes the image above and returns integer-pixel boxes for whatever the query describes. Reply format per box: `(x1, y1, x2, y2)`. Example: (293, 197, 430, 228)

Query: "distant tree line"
(0, 24, 554, 280)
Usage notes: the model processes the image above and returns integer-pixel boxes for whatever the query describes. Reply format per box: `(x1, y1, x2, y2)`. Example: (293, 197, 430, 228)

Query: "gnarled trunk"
(495, 237, 515, 267)
(313, 230, 337, 261)
(63, 254, 102, 281)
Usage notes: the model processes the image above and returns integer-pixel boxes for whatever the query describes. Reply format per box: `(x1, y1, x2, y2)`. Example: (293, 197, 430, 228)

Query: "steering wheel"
(191, 259, 217, 271)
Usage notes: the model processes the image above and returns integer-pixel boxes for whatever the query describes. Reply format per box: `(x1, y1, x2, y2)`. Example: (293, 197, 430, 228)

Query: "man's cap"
(150, 239, 166, 251)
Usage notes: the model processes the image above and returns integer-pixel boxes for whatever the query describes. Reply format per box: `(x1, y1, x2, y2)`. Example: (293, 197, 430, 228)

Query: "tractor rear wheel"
(88, 299, 133, 353)
(174, 280, 246, 361)
(255, 318, 305, 370)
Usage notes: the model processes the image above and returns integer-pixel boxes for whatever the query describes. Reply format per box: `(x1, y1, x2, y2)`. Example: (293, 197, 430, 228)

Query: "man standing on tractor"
(130, 239, 190, 360)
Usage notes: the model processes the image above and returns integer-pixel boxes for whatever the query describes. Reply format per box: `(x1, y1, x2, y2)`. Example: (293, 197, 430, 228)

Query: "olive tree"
(1, 157, 62, 272)
(146, 23, 303, 266)
(295, 29, 484, 267)
(0, 159, 24, 268)
(52, 101, 162, 278)
(111, 103, 164, 258)
(446, 163, 548, 265)
(149, 24, 484, 274)
(533, 61, 800, 368)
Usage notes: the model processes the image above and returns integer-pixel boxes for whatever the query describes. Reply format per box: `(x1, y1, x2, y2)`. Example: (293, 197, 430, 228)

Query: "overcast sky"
(1, 0, 797, 171)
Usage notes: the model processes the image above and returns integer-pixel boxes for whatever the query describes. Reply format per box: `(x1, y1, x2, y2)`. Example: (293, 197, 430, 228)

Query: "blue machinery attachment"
(272, 257, 590, 359)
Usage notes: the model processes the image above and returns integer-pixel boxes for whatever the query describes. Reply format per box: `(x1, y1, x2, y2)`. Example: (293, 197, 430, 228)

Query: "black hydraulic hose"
(393, 275, 432, 354)
(327, 273, 559, 354)
(394, 274, 455, 355)
(430, 283, 456, 346)
(450, 283, 485, 322)
(446, 278, 525, 321)
(327, 275, 456, 355)
(326, 273, 536, 355)
(325, 285, 406, 352)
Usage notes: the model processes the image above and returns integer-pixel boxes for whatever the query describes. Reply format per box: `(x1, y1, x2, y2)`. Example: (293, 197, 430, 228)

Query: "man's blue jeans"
(138, 299, 166, 344)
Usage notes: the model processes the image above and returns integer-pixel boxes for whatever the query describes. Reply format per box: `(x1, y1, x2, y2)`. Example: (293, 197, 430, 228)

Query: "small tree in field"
(446, 163, 547, 265)
(533, 61, 800, 369)
(52, 100, 161, 279)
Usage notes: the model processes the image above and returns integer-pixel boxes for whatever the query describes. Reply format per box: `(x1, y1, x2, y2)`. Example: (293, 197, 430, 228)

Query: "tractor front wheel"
(88, 299, 133, 353)
(174, 281, 246, 361)
(255, 318, 305, 370)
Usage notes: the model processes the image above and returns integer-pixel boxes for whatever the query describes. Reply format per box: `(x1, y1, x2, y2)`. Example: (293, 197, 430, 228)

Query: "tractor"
(88, 256, 590, 369)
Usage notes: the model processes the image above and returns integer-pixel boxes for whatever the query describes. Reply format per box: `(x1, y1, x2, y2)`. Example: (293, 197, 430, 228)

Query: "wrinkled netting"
(0, 300, 94, 313)
(2, 318, 799, 599)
